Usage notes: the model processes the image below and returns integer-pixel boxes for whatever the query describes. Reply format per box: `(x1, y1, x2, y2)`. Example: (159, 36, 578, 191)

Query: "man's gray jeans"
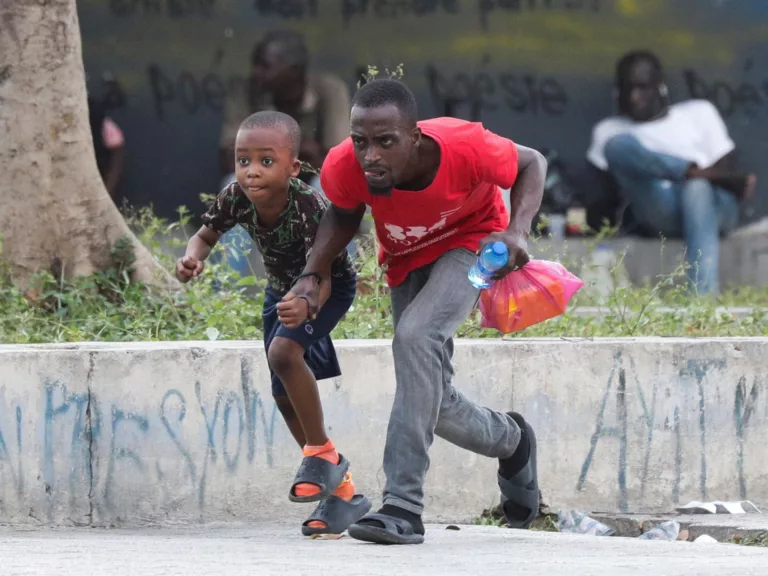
(382, 248, 522, 515)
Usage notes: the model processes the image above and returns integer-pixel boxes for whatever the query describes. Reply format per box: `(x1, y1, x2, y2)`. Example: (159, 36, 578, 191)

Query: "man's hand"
(478, 229, 530, 280)
(289, 274, 331, 322)
(277, 293, 311, 329)
(176, 255, 205, 282)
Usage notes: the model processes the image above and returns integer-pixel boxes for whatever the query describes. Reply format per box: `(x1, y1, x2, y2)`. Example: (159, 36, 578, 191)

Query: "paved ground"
(2, 524, 767, 576)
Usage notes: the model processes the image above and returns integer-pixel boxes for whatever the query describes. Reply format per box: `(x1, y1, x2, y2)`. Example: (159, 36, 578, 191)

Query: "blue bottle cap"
(491, 241, 507, 255)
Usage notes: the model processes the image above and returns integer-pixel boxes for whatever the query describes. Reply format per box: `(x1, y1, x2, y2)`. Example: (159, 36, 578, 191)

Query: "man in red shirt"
(290, 79, 546, 544)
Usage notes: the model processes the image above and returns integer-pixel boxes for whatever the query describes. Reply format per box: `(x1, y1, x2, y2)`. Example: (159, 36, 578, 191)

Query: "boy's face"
(235, 126, 300, 205)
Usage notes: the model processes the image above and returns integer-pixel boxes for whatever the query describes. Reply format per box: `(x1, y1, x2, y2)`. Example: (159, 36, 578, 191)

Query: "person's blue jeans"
(604, 134, 739, 295)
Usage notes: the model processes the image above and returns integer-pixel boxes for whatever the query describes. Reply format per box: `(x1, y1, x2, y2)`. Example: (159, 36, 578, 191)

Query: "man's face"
(251, 42, 294, 94)
(349, 104, 419, 195)
(619, 60, 665, 122)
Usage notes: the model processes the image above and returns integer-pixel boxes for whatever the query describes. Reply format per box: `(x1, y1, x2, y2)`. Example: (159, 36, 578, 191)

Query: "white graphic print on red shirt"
(382, 207, 461, 247)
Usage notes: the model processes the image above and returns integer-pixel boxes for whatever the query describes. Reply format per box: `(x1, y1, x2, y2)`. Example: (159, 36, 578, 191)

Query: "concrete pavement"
(2, 524, 767, 576)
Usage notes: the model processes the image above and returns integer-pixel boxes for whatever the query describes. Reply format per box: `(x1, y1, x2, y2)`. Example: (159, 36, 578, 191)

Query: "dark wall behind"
(79, 0, 768, 222)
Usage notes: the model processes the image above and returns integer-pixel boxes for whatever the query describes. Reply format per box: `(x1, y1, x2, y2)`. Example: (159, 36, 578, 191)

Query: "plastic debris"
(638, 520, 680, 541)
(557, 510, 615, 536)
(677, 500, 761, 515)
(309, 534, 345, 540)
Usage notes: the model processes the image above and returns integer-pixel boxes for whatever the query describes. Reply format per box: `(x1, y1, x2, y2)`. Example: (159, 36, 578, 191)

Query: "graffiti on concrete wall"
(577, 352, 764, 512)
(0, 358, 278, 522)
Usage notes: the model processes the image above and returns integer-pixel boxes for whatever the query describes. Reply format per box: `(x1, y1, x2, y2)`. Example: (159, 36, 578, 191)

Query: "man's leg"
(604, 134, 685, 237)
(604, 135, 737, 295)
(680, 180, 739, 295)
(604, 133, 691, 184)
(383, 248, 521, 515)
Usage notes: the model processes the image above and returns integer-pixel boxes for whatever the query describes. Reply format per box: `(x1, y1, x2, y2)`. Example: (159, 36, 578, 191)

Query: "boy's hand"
(277, 292, 310, 329)
(176, 256, 205, 282)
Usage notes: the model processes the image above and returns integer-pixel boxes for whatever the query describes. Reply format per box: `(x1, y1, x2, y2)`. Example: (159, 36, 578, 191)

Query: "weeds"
(730, 533, 768, 547)
(0, 203, 767, 344)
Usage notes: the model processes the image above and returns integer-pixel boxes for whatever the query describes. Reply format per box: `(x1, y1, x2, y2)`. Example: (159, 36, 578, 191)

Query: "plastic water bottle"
(468, 242, 509, 289)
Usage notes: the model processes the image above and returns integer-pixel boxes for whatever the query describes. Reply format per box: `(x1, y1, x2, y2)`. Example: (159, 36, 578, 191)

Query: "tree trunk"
(0, 0, 175, 288)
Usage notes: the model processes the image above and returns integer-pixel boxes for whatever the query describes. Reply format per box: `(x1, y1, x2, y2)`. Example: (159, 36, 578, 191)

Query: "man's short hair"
(615, 50, 663, 86)
(239, 110, 301, 156)
(251, 29, 308, 71)
(351, 79, 418, 125)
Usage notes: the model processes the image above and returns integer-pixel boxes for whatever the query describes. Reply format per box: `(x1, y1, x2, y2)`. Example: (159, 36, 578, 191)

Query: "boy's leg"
(267, 276, 356, 501)
(273, 395, 306, 447)
(263, 288, 306, 447)
(350, 249, 526, 544)
(268, 337, 328, 447)
(266, 275, 370, 533)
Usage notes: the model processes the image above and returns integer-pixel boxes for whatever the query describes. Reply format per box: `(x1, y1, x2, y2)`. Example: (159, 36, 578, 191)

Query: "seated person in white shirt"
(586, 50, 756, 295)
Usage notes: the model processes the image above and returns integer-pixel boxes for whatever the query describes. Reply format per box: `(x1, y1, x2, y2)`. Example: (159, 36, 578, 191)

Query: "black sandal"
(288, 453, 350, 503)
(498, 414, 539, 529)
(301, 494, 372, 536)
(347, 513, 425, 545)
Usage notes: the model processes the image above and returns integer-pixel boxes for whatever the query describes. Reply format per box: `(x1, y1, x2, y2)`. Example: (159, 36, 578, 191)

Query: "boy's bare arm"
(176, 226, 221, 282)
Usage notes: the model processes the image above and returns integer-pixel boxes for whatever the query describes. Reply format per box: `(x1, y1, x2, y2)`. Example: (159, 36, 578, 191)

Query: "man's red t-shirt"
(320, 117, 519, 287)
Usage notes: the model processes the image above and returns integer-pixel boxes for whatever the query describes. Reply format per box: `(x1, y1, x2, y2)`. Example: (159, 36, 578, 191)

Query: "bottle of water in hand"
(468, 242, 509, 289)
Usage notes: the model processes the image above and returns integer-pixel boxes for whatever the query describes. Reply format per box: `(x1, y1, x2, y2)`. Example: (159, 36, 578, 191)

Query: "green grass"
(730, 532, 768, 547)
(1, 204, 767, 344)
(472, 503, 559, 532)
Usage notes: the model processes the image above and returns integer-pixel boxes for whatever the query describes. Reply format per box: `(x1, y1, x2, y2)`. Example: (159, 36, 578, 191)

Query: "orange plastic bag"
(478, 260, 584, 334)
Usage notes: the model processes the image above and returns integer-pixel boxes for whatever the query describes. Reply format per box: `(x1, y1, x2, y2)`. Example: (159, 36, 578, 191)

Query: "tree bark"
(0, 0, 175, 288)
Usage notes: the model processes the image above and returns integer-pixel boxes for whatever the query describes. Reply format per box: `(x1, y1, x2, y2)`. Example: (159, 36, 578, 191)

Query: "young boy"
(176, 111, 370, 535)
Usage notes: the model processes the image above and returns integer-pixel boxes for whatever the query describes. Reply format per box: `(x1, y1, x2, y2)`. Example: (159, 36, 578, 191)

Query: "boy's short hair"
(239, 110, 301, 156)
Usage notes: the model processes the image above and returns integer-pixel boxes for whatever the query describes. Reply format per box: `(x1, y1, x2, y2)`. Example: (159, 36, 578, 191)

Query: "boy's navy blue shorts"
(263, 273, 357, 397)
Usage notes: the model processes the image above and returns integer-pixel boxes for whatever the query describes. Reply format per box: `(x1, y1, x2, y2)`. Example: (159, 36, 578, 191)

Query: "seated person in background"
(585, 50, 756, 295)
(219, 30, 350, 192)
(88, 97, 125, 198)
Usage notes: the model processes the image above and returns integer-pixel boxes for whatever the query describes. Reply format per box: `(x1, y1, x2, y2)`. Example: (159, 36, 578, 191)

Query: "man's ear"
(412, 126, 422, 147)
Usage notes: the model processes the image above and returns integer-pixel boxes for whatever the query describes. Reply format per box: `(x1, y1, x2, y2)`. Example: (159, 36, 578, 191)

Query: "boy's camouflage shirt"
(201, 178, 356, 293)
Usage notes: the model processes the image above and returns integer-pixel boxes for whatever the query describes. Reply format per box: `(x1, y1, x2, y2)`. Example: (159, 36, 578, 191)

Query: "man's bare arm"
(292, 203, 366, 318)
(506, 144, 547, 237)
(304, 204, 366, 276)
(688, 151, 756, 200)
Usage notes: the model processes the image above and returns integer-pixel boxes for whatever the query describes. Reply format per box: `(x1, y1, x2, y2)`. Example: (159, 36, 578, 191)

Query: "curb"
(591, 513, 768, 543)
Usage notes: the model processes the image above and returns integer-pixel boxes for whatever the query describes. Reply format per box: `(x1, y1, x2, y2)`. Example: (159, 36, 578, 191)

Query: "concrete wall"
(80, 0, 768, 223)
(0, 339, 766, 526)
